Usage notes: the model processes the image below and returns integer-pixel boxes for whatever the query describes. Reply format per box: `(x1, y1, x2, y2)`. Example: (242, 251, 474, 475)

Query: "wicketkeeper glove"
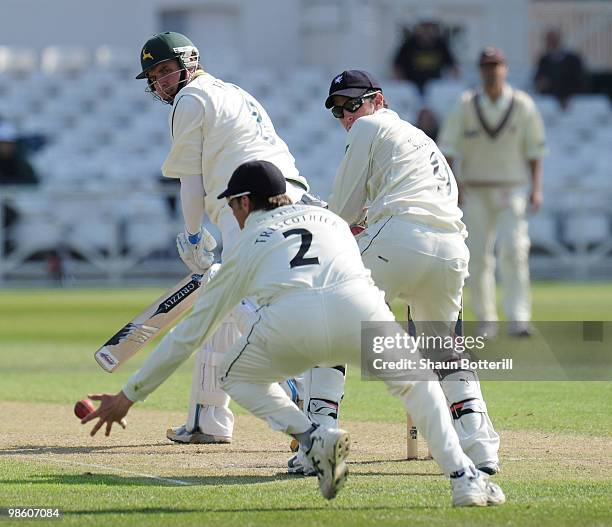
(176, 227, 217, 274)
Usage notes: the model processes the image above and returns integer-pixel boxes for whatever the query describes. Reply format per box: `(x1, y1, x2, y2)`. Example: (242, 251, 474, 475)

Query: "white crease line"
(11, 454, 191, 486)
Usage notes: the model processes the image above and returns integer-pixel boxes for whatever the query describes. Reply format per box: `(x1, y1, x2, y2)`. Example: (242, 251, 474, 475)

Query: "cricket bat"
(94, 273, 204, 373)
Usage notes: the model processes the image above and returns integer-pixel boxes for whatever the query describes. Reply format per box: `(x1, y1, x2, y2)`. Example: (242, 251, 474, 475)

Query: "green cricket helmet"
(136, 31, 199, 80)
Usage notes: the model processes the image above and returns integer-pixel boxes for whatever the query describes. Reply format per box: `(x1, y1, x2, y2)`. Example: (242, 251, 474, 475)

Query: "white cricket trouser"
(462, 186, 531, 322)
(358, 215, 468, 324)
(357, 214, 499, 468)
(186, 182, 309, 437)
(219, 279, 474, 477)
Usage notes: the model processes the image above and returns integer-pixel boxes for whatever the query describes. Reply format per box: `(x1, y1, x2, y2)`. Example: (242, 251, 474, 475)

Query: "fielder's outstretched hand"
(81, 391, 133, 437)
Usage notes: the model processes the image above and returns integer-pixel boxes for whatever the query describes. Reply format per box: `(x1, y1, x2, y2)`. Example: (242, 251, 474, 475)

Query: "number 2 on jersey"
(283, 228, 320, 268)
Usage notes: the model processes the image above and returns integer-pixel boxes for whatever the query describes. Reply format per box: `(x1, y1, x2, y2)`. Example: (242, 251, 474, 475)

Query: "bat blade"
(94, 273, 204, 372)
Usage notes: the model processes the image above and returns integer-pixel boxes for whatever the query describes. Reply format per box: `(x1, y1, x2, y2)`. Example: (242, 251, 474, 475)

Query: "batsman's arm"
(122, 248, 245, 403)
(180, 175, 206, 235)
(162, 95, 204, 180)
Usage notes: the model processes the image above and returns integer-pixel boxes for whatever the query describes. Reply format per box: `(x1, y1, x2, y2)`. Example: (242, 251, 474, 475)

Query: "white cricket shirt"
(123, 204, 371, 401)
(438, 84, 547, 185)
(162, 72, 308, 224)
(328, 109, 466, 235)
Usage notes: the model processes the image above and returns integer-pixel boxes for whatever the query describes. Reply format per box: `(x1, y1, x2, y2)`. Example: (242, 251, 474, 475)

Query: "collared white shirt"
(328, 109, 466, 235)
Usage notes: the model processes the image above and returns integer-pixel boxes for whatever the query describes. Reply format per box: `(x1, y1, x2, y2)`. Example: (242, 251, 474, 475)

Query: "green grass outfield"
(0, 281, 611, 526)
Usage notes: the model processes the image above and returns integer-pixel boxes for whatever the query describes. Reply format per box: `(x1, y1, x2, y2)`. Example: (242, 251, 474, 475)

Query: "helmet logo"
(142, 49, 154, 61)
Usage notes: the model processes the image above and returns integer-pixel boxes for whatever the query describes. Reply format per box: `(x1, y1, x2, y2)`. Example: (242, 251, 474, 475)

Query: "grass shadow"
(63, 504, 446, 515)
(0, 444, 170, 455)
(0, 444, 290, 455)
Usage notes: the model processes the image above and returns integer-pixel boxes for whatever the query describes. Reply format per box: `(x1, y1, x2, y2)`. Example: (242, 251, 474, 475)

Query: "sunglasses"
(331, 92, 379, 119)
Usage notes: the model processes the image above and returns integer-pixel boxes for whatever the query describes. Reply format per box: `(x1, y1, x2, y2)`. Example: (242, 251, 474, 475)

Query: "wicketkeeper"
(323, 70, 501, 474)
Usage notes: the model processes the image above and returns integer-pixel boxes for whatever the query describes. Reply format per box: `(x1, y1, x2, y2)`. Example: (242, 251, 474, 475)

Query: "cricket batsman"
(135, 32, 345, 445)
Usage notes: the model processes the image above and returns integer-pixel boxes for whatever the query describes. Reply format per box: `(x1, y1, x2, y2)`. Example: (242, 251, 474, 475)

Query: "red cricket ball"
(74, 399, 95, 419)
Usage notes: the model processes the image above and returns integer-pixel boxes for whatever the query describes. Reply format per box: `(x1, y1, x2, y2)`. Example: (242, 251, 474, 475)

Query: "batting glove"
(176, 227, 217, 274)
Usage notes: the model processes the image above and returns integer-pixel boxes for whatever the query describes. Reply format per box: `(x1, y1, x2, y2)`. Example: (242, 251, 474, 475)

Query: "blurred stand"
(0, 121, 39, 254)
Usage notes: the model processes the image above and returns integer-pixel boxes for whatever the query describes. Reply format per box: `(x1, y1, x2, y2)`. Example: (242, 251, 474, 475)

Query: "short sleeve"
(162, 94, 205, 179)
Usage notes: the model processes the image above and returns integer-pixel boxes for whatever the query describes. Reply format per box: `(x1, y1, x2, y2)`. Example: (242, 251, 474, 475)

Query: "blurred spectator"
(392, 20, 458, 95)
(415, 106, 440, 141)
(534, 28, 585, 109)
(0, 122, 39, 252)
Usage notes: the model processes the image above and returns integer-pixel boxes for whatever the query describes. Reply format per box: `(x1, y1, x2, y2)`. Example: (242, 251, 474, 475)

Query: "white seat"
(95, 45, 135, 75)
(41, 46, 90, 76)
(528, 213, 563, 254)
(36, 101, 83, 130)
(119, 194, 173, 255)
(380, 79, 420, 113)
(21, 71, 64, 99)
(564, 212, 610, 252)
(240, 69, 275, 99)
(48, 196, 119, 254)
(565, 95, 611, 123)
(533, 95, 562, 126)
(11, 216, 63, 254)
(103, 156, 161, 190)
(71, 116, 117, 147)
(0, 97, 32, 124)
(0, 46, 37, 76)
(42, 156, 104, 188)
(424, 79, 466, 118)
(287, 67, 328, 94)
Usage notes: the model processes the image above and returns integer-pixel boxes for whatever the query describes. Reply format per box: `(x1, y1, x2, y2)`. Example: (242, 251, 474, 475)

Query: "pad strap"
(199, 391, 230, 407)
(450, 398, 485, 419)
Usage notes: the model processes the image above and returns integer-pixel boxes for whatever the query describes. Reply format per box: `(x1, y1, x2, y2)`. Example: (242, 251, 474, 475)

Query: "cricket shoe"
(450, 465, 505, 507)
(166, 425, 232, 444)
(287, 449, 316, 476)
(481, 473, 506, 506)
(305, 427, 350, 500)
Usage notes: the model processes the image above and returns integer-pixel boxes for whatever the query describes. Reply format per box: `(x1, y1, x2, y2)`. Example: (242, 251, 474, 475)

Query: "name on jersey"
(255, 213, 339, 244)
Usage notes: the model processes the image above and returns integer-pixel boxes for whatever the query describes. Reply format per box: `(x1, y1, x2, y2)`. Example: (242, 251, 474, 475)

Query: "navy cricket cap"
(325, 70, 382, 108)
(217, 160, 287, 200)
